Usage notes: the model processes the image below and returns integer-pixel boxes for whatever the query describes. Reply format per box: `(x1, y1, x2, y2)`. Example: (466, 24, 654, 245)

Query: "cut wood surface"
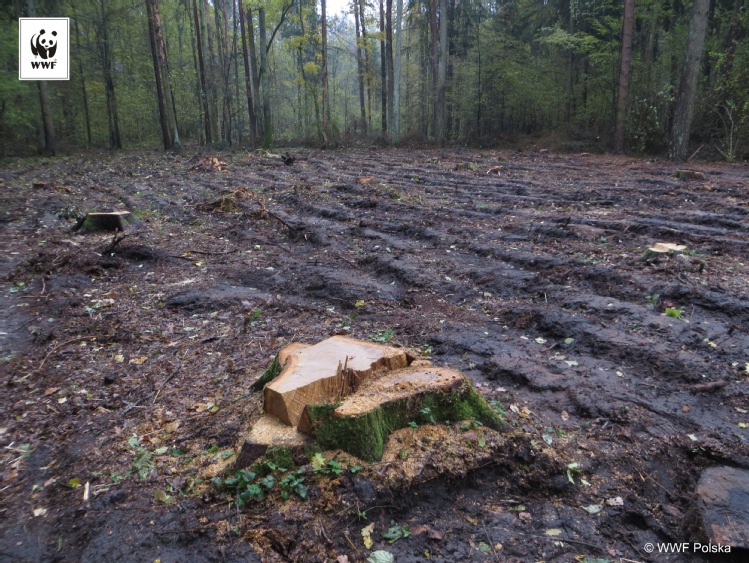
(264, 336, 411, 427)
(296, 365, 465, 436)
(334, 366, 464, 416)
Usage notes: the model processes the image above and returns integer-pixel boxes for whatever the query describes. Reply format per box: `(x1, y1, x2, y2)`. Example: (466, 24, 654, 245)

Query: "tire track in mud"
(255, 150, 749, 446)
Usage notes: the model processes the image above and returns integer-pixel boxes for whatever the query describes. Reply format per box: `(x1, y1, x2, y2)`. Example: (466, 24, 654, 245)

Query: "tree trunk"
(36, 81, 56, 155)
(358, 0, 373, 132)
(146, 0, 171, 150)
(430, 0, 438, 139)
(393, 0, 402, 142)
(435, 0, 447, 143)
(258, 6, 273, 148)
(321, 0, 331, 145)
(353, 0, 367, 135)
(379, 0, 386, 134)
(201, 0, 221, 142)
(614, 0, 634, 153)
(386, 0, 394, 141)
(97, 1, 121, 149)
(670, 0, 709, 161)
(238, 0, 258, 145)
(192, 0, 212, 143)
(72, 8, 91, 146)
(247, 4, 261, 141)
(475, 9, 481, 138)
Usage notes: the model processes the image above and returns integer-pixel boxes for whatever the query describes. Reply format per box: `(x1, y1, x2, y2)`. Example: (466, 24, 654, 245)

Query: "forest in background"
(1, 0, 748, 160)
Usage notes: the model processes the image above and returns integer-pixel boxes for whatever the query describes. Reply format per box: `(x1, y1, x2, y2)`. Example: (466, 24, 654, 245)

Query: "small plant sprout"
(664, 306, 685, 320)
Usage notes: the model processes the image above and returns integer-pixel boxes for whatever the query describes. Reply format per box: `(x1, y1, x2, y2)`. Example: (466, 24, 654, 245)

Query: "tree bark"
(192, 0, 212, 143)
(97, 1, 121, 149)
(393, 0, 402, 142)
(614, 0, 634, 153)
(435, 0, 448, 143)
(321, 0, 331, 144)
(72, 7, 91, 146)
(201, 0, 221, 142)
(353, 0, 367, 135)
(430, 0, 438, 138)
(358, 0, 373, 132)
(238, 0, 258, 145)
(379, 0, 386, 133)
(146, 0, 171, 150)
(386, 0, 394, 141)
(670, 0, 709, 160)
(258, 6, 273, 148)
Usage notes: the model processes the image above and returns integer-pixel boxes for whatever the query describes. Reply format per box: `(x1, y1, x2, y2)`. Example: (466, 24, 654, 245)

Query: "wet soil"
(1, 148, 748, 562)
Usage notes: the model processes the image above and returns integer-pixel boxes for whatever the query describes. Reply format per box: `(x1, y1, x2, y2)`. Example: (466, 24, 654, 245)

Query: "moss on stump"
(304, 367, 506, 461)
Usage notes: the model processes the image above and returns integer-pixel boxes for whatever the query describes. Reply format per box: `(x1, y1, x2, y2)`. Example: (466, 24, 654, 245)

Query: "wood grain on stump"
(264, 336, 411, 427)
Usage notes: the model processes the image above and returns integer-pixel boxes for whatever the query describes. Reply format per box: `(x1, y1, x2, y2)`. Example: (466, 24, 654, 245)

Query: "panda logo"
(30, 29, 57, 60)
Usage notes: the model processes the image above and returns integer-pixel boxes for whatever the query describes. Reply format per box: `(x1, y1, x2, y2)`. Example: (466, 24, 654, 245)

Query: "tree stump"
(260, 336, 505, 461)
(74, 211, 132, 233)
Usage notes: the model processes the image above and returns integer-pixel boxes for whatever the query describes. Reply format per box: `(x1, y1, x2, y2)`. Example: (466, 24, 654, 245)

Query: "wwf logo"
(30, 29, 58, 60)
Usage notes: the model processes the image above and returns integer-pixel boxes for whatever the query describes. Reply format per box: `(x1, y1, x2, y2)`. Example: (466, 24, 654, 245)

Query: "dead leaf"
(486, 166, 502, 175)
(582, 504, 603, 514)
(362, 522, 375, 549)
(411, 525, 445, 540)
(164, 421, 181, 433)
(356, 176, 376, 184)
(605, 496, 624, 506)
(129, 356, 148, 365)
(560, 410, 569, 421)
(337, 556, 350, 563)
(33, 507, 47, 517)
(44, 387, 61, 397)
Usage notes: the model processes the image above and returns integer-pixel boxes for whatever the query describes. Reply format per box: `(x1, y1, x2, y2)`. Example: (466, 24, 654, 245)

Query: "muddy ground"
(1, 148, 748, 563)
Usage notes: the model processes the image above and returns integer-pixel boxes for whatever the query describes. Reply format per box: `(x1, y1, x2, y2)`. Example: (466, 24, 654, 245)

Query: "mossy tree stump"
(74, 211, 132, 233)
(258, 336, 505, 461)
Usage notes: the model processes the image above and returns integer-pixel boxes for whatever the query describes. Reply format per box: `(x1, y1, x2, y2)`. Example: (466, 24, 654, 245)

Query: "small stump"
(75, 211, 132, 233)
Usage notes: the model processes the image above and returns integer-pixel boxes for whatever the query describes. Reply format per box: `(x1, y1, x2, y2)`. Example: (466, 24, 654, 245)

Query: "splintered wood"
(263, 336, 411, 427)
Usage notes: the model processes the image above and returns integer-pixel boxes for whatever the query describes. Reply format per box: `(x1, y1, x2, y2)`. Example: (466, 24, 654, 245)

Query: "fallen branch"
(245, 200, 298, 233)
(689, 380, 730, 394)
(102, 231, 135, 254)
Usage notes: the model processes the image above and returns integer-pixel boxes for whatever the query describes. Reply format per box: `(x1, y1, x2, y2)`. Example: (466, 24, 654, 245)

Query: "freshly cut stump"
(260, 336, 504, 461)
(75, 211, 132, 233)
(264, 336, 411, 427)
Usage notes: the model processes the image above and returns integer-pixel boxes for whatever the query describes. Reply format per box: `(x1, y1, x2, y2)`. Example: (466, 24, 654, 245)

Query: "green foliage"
(382, 521, 411, 543)
(369, 328, 396, 343)
(664, 307, 684, 320)
(1, 0, 747, 153)
(644, 293, 660, 309)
